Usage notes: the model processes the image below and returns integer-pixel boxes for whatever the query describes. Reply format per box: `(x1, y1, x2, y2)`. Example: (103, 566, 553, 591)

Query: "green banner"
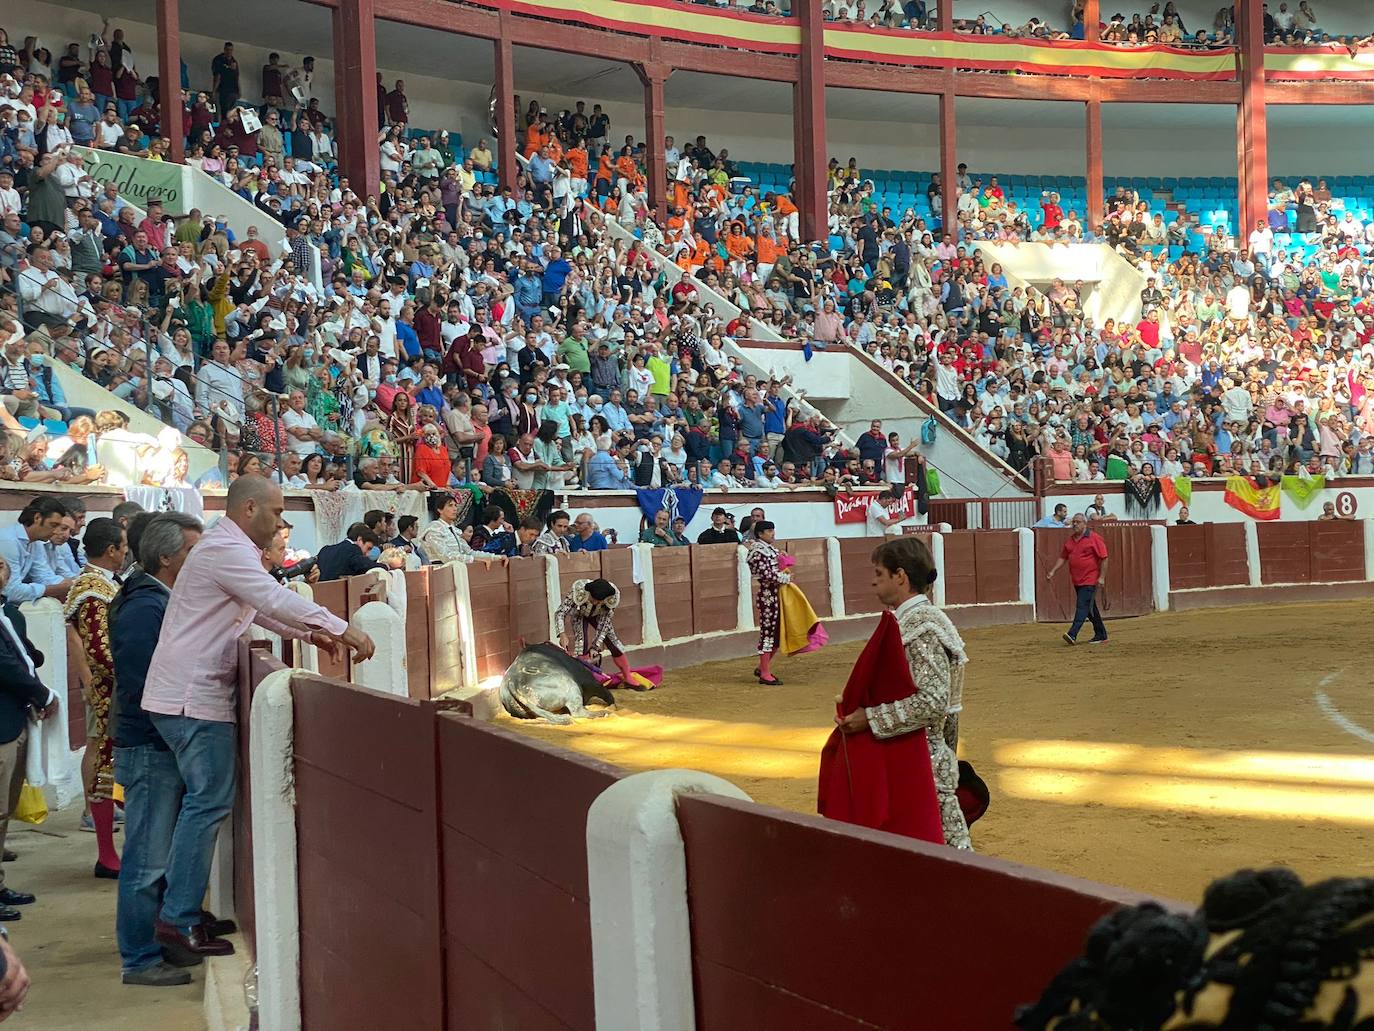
(74, 147, 188, 214)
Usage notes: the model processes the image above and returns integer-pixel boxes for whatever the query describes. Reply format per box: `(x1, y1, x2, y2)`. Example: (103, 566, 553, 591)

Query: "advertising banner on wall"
(74, 147, 190, 214)
(833, 489, 916, 524)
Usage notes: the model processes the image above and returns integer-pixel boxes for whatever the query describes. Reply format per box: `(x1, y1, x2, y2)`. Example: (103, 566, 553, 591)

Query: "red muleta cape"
(817, 610, 944, 844)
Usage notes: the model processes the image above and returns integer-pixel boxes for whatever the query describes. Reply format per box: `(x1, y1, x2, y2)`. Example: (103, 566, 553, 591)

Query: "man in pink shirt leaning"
(141, 476, 374, 961)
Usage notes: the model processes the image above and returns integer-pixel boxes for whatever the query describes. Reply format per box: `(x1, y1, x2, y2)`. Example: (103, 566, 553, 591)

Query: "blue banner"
(635, 486, 705, 526)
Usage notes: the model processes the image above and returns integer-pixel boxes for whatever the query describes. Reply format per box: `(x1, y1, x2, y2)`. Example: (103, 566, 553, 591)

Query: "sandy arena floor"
(507, 600, 1374, 903)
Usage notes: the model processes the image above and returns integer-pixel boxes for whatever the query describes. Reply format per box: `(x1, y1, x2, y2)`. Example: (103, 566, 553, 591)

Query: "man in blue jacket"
(110, 512, 229, 987)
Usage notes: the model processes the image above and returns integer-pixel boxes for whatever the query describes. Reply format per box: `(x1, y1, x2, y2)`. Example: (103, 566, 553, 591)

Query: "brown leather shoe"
(155, 920, 235, 964)
(198, 910, 238, 939)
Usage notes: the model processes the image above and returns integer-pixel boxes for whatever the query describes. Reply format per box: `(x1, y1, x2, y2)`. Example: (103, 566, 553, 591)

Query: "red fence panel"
(292, 678, 443, 1031)
(1257, 521, 1311, 585)
(1166, 523, 1207, 590)
(438, 717, 620, 1030)
(779, 538, 832, 618)
(652, 547, 695, 641)
(679, 795, 1155, 1030)
(426, 563, 462, 697)
(509, 557, 552, 647)
(941, 530, 979, 605)
(599, 548, 643, 647)
(311, 579, 349, 680)
(1309, 520, 1365, 582)
(690, 545, 739, 635)
(1206, 523, 1250, 587)
(467, 560, 513, 681)
(1035, 525, 1152, 621)
(974, 529, 1021, 603)
(838, 537, 879, 615)
(402, 568, 432, 700)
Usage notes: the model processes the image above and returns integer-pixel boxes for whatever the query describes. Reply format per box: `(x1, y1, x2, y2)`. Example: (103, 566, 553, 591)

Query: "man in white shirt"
(1248, 219, 1274, 270)
(16, 247, 80, 336)
(866, 485, 908, 536)
(282, 389, 323, 456)
(1225, 282, 1253, 324)
(193, 340, 246, 421)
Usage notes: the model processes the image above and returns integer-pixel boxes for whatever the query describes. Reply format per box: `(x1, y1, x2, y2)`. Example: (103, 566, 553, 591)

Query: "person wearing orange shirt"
(567, 143, 589, 197)
(614, 148, 639, 188)
(724, 222, 753, 270)
(773, 192, 800, 241)
(524, 121, 546, 158)
(594, 149, 614, 200)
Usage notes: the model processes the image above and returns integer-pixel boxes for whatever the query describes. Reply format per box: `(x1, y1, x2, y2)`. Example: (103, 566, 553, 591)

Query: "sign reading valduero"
(74, 147, 185, 213)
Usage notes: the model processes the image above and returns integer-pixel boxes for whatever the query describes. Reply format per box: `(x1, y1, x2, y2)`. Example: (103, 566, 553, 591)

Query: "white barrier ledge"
(587, 770, 751, 1031)
(250, 669, 302, 1031)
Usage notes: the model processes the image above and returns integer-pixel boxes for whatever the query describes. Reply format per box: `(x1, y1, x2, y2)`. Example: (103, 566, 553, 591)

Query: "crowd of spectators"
(1, 22, 948, 520)
(5, 9, 1374, 515)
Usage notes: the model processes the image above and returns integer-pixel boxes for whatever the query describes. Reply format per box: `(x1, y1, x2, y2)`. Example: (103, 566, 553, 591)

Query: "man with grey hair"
(112, 512, 205, 986)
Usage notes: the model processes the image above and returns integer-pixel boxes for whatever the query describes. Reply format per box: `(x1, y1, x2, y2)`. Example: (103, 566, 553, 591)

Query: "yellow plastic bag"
(14, 783, 47, 825)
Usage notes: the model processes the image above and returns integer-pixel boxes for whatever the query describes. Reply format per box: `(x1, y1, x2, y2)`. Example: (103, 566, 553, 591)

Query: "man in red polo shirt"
(1044, 513, 1109, 645)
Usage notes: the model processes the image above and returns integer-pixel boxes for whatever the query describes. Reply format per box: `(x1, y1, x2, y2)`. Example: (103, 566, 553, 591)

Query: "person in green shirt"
(557, 322, 592, 374)
(639, 509, 683, 547)
(643, 339, 673, 398)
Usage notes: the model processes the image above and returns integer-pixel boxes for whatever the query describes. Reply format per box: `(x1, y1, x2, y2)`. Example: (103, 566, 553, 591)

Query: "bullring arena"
(512, 599, 1374, 904)
(8, 0, 1374, 1025)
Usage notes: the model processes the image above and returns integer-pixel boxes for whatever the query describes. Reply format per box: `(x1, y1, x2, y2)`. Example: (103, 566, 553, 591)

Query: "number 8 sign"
(1335, 492, 1358, 518)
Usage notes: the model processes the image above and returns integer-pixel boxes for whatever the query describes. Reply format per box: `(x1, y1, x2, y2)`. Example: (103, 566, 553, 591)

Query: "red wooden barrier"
(1035, 525, 1153, 622)
(1309, 520, 1365, 582)
(1257, 522, 1310, 585)
(310, 579, 349, 680)
(438, 716, 620, 1030)
(942, 530, 979, 605)
(293, 678, 444, 1030)
(599, 548, 643, 647)
(466, 559, 512, 681)
(508, 557, 551, 647)
(1168, 523, 1249, 590)
(234, 640, 288, 958)
(973, 529, 1021, 603)
(690, 545, 739, 635)
(838, 537, 879, 614)
(652, 548, 695, 640)
(679, 795, 1157, 1030)
(403, 568, 432, 700)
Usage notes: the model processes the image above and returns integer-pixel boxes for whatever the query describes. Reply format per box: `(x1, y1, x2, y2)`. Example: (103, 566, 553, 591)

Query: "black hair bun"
(926, 569, 939, 585)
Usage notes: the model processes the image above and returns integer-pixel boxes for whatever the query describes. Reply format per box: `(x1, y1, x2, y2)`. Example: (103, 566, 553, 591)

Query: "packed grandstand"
(5, 2, 1374, 1029)
(1, 6, 1373, 512)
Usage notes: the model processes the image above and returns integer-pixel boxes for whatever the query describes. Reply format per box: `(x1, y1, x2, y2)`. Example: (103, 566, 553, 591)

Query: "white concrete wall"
(973, 241, 1144, 327)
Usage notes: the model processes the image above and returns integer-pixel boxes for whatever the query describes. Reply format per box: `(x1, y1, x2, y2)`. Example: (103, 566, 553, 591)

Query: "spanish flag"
(1223, 476, 1281, 520)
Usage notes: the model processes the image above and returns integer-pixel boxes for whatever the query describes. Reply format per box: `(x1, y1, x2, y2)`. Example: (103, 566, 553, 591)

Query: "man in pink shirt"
(142, 476, 374, 961)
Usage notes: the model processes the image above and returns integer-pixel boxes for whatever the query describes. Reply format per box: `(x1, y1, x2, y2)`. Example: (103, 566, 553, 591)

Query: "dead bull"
(499, 643, 616, 725)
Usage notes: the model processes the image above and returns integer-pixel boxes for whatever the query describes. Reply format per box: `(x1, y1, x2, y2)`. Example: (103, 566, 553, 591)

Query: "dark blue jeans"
(114, 744, 186, 972)
(149, 715, 237, 933)
(1068, 584, 1107, 641)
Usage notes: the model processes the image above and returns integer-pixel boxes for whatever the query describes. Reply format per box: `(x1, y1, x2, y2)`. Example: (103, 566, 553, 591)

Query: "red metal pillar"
(939, 88, 957, 237)
(1082, 0, 1099, 39)
(155, 0, 183, 161)
(635, 63, 670, 218)
(795, 0, 827, 243)
(1237, 0, 1268, 232)
(494, 31, 518, 195)
(334, 0, 380, 198)
(1086, 99, 1103, 231)
(937, 0, 952, 32)
(331, 5, 352, 172)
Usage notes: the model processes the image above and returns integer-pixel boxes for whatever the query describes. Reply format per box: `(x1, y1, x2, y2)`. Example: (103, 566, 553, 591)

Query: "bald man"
(141, 475, 374, 962)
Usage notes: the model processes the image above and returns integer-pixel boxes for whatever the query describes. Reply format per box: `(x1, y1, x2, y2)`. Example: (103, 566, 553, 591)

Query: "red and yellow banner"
(1263, 46, 1374, 80)
(463, 0, 1238, 79)
(1223, 476, 1281, 521)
